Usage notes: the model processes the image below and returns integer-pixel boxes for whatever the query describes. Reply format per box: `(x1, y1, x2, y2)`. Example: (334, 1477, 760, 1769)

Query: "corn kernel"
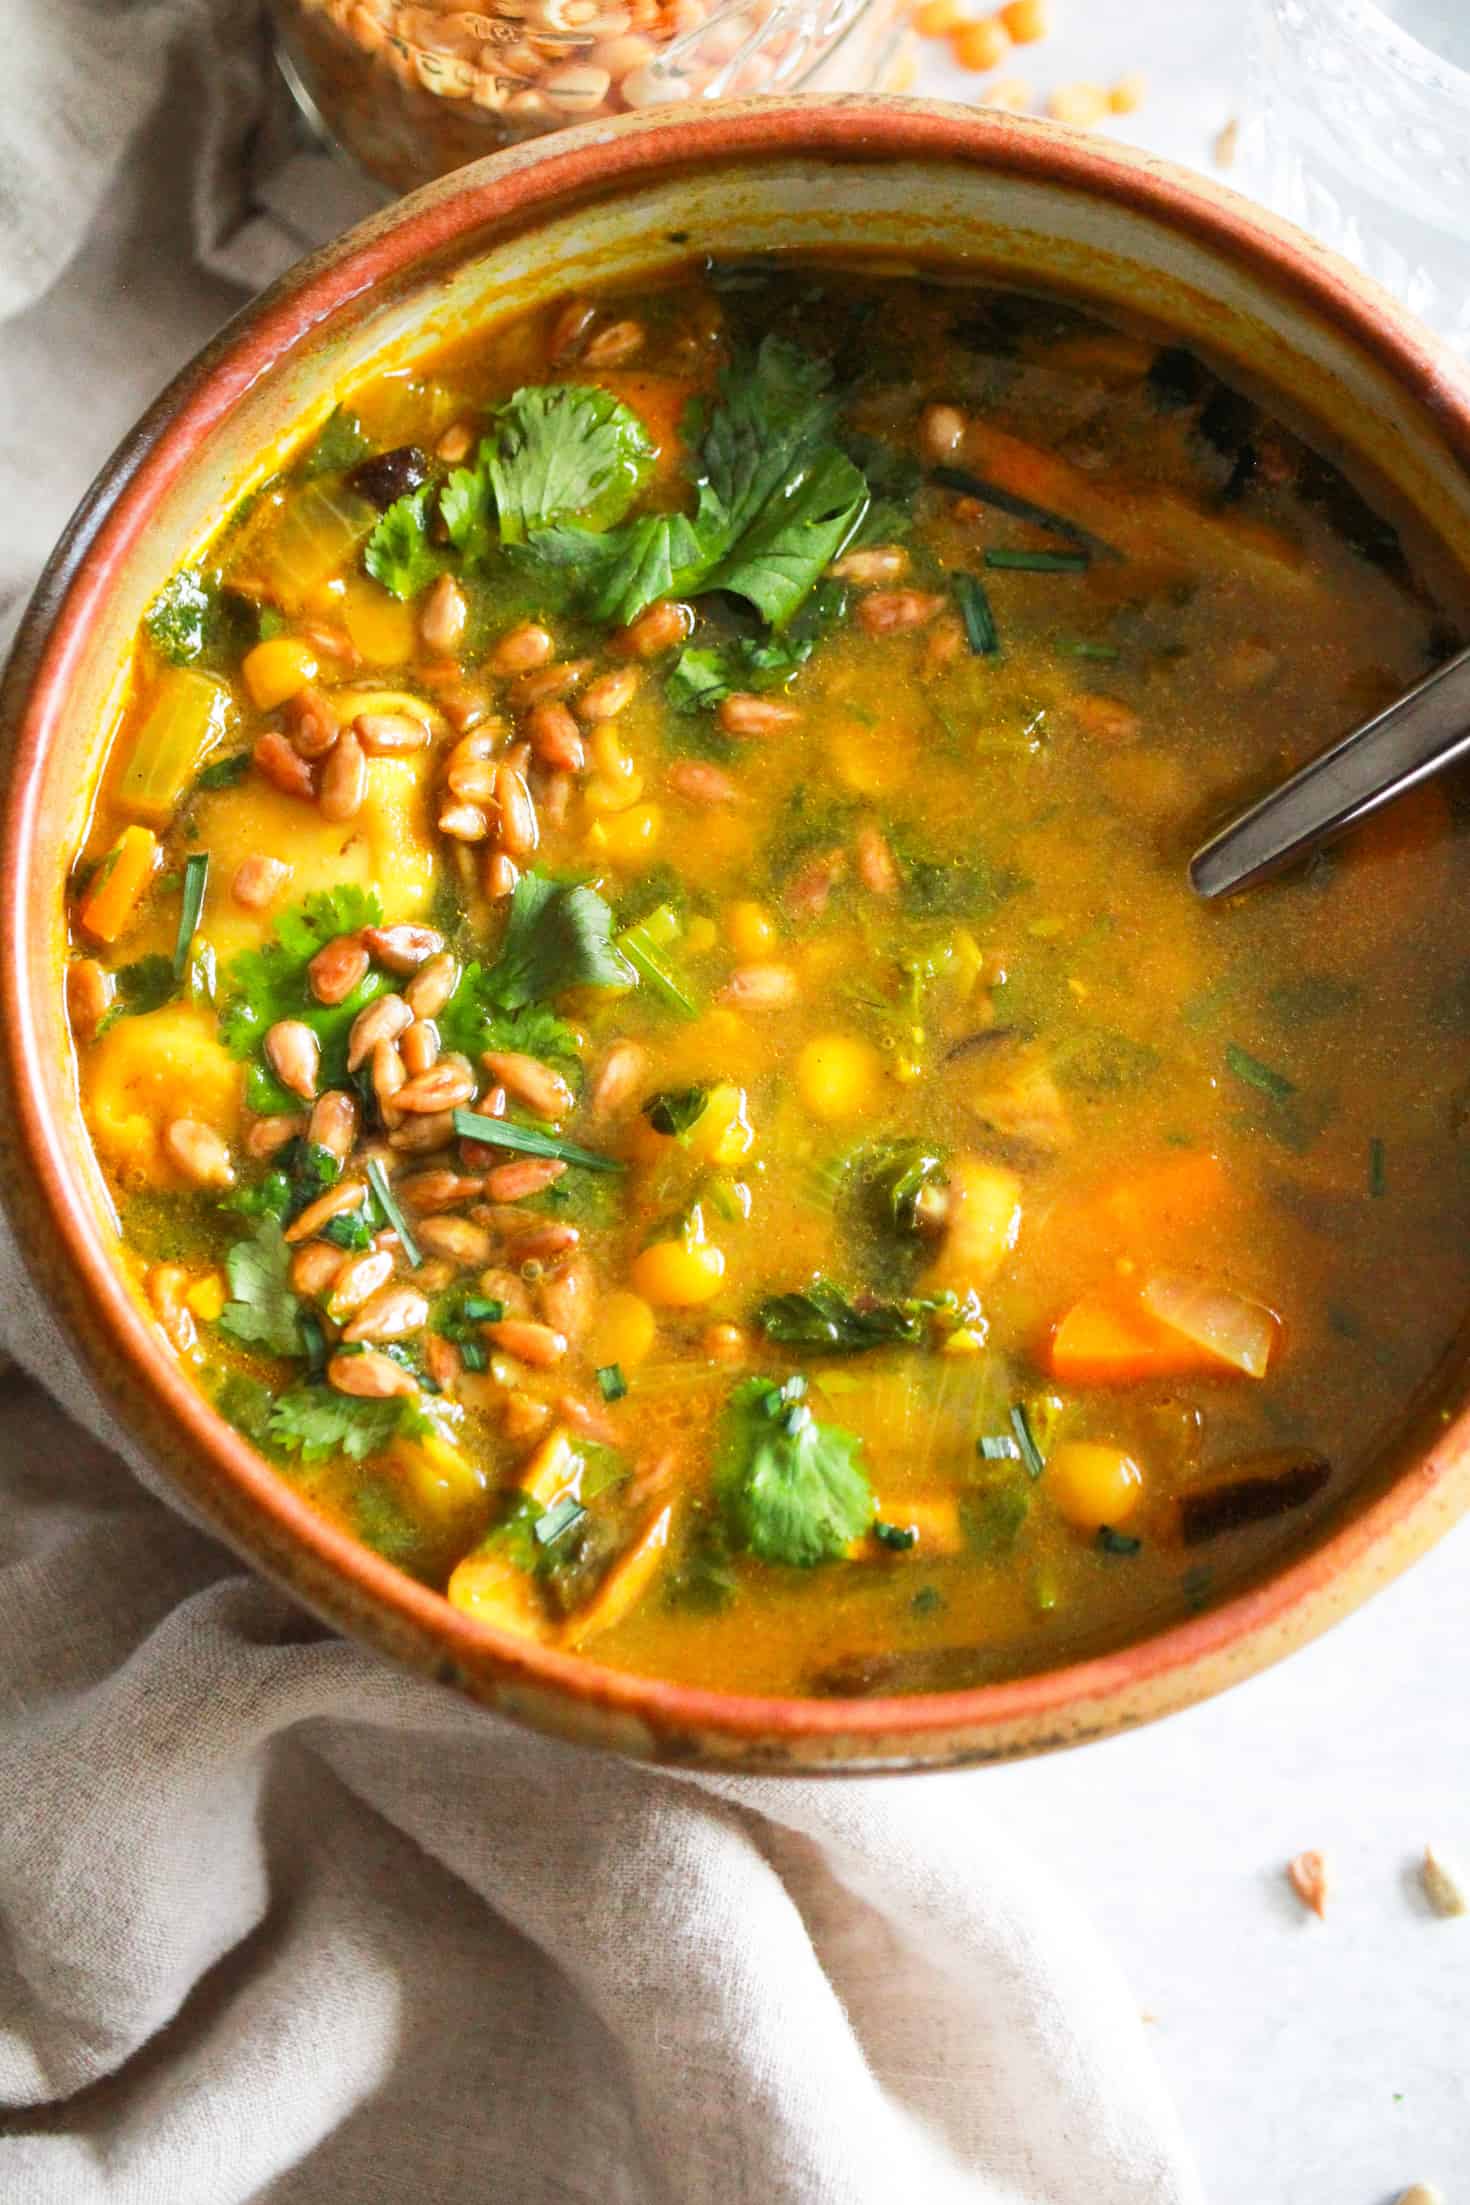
(952, 16, 1009, 70)
(1109, 71, 1146, 114)
(942, 1327, 985, 1356)
(997, 0, 1046, 40)
(185, 1271, 227, 1321)
(587, 802, 660, 861)
(241, 635, 319, 711)
(587, 1290, 658, 1370)
(913, 0, 961, 33)
(685, 1082, 754, 1167)
(796, 1033, 884, 1122)
(1049, 1443, 1144, 1531)
(685, 915, 718, 955)
(631, 1236, 727, 1307)
(724, 899, 776, 958)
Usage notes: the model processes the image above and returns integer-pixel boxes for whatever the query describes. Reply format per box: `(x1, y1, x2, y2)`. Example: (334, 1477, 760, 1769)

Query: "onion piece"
(1139, 1272, 1278, 1378)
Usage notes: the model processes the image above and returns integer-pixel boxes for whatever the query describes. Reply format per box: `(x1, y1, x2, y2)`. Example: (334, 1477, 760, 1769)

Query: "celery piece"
(249, 478, 380, 610)
(118, 669, 235, 826)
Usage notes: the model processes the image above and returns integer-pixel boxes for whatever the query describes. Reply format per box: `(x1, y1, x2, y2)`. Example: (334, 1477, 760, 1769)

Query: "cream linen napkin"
(0, 7, 1204, 2197)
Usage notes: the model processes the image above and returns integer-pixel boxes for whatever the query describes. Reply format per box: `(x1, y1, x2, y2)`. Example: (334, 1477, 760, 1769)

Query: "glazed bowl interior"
(7, 98, 1470, 1770)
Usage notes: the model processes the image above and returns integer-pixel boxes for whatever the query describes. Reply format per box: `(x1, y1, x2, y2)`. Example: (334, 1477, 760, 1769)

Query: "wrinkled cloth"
(0, 4, 1203, 2198)
(0, 0, 377, 322)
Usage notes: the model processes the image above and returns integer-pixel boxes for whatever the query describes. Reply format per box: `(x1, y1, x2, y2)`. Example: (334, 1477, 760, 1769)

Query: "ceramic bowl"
(5, 97, 1470, 1770)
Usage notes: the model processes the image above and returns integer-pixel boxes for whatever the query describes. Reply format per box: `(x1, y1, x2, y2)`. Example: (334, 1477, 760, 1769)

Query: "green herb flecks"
(873, 1521, 918, 1552)
(984, 548, 1089, 572)
(1009, 1402, 1046, 1480)
(452, 1109, 623, 1173)
(756, 1280, 946, 1354)
(1097, 1525, 1143, 1556)
(953, 571, 999, 656)
(929, 463, 1122, 563)
(1369, 1136, 1386, 1199)
(173, 853, 209, 980)
(1225, 1041, 1297, 1107)
(597, 1363, 628, 1403)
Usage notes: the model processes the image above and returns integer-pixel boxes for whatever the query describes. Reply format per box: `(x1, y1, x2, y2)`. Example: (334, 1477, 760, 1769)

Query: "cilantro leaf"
(666, 581, 846, 713)
(144, 568, 260, 668)
(515, 340, 869, 633)
(440, 464, 497, 569)
(210, 1369, 277, 1449)
(364, 484, 448, 601)
(267, 1385, 426, 1464)
(481, 385, 656, 544)
(300, 406, 372, 482)
(218, 1218, 304, 1358)
(716, 1374, 873, 1567)
(97, 952, 177, 1032)
(643, 1086, 710, 1138)
(437, 971, 580, 1069)
(703, 444, 868, 628)
(756, 1280, 943, 1354)
(217, 885, 387, 1062)
(490, 872, 636, 1007)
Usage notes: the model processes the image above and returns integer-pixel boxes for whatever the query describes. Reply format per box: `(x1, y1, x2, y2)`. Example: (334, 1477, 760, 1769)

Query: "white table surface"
(3, 8, 1465, 2201)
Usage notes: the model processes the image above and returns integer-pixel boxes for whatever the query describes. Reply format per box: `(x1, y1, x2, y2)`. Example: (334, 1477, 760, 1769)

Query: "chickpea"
(1048, 1444, 1145, 1532)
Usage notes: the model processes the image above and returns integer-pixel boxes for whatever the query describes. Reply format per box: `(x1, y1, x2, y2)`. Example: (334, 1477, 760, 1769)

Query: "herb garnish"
(451, 1109, 623, 1173)
(173, 852, 209, 979)
(984, 548, 1090, 573)
(596, 1363, 628, 1402)
(366, 1155, 422, 1269)
(756, 1280, 945, 1353)
(1225, 1041, 1296, 1106)
(715, 1373, 873, 1567)
(1009, 1403, 1046, 1480)
(930, 463, 1121, 562)
(953, 572, 999, 655)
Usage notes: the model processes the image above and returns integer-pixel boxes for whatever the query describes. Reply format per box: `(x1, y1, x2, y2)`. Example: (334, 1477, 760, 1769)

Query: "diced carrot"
(1048, 1292, 1224, 1384)
(1099, 1151, 1226, 1242)
(79, 825, 158, 944)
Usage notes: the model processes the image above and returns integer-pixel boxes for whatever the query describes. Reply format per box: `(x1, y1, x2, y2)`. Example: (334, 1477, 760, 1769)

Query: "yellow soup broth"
(64, 268, 1470, 1696)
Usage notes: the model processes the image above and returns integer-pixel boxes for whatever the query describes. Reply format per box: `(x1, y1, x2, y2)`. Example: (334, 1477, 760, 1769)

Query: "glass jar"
(268, 0, 900, 196)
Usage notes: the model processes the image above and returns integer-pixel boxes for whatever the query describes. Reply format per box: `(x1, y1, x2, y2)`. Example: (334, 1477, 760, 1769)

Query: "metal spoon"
(1190, 644, 1470, 898)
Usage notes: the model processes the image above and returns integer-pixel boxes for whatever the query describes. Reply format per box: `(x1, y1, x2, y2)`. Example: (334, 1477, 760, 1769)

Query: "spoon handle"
(1190, 644, 1470, 899)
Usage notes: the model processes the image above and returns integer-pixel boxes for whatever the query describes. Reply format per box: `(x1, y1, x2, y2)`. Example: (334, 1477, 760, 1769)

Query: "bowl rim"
(5, 93, 1470, 1770)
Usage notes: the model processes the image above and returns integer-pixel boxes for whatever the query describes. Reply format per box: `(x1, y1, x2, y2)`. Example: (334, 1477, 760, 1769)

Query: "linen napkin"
(0, 7, 1204, 2198)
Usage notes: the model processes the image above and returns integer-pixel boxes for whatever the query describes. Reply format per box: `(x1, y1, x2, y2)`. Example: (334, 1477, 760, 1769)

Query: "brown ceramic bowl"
(5, 97, 1470, 1771)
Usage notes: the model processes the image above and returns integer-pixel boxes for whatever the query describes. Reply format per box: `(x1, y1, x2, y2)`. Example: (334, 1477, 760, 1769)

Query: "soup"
(63, 266, 1470, 1697)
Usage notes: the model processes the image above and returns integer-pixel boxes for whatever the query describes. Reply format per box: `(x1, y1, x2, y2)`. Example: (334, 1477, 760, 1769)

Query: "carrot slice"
(79, 824, 158, 944)
(1099, 1150, 1226, 1242)
(1048, 1292, 1224, 1384)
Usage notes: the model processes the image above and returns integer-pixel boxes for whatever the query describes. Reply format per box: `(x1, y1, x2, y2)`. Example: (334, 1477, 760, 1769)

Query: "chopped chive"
(616, 904, 698, 1019)
(534, 1494, 586, 1548)
(984, 548, 1089, 573)
(874, 1521, 918, 1551)
(1097, 1525, 1142, 1556)
(461, 1294, 503, 1324)
(1010, 1403, 1046, 1480)
(451, 1108, 623, 1173)
(978, 1433, 1022, 1462)
(365, 1155, 422, 1269)
(596, 1363, 628, 1402)
(929, 463, 1122, 561)
(953, 571, 999, 655)
(298, 1311, 327, 1375)
(1369, 1136, 1386, 1199)
(1059, 638, 1120, 661)
(320, 1208, 373, 1250)
(459, 1340, 489, 1372)
(1032, 1564, 1061, 1613)
(1225, 1041, 1296, 1105)
(173, 852, 209, 978)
